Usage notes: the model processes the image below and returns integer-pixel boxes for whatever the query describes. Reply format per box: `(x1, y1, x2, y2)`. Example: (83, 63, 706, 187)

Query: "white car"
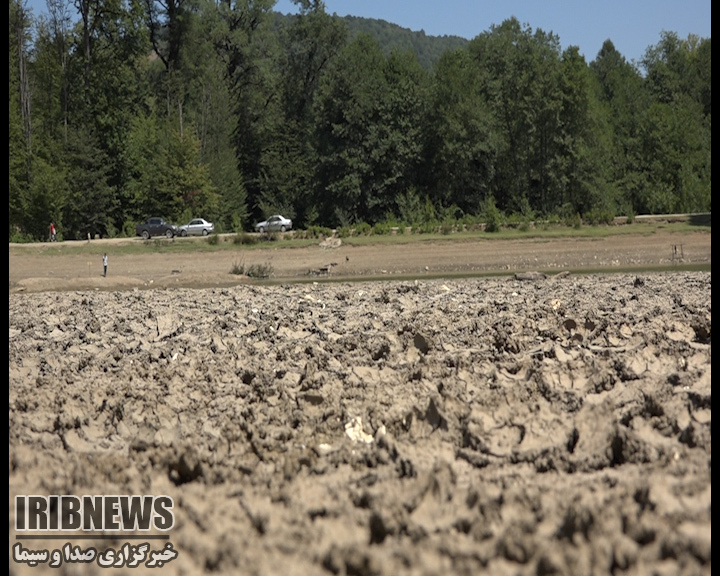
(255, 215, 292, 233)
(178, 218, 215, 237)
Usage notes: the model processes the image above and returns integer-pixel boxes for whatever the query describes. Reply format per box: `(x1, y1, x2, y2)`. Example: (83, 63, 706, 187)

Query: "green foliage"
(372, 221, 394, 235)
(122, 220, 137, 238)
(414, 220, 439, 234)
(336, 226, 353, 238)
(228, 214, 244, 234)
(9, 230, 32, 244)
(105, 223, 119, 239)
(298, 225, 334, 239)
(206, 234, 220, 245)
(584, 208, 615, 226)
(505, 213, 528, 229)
(395, 189, 424, 225)
(481, 196, 502, 233)
(569, 213, 583, 229)
(353, 222, 372, 236)
(7, 3, 711, 242)
(458, 213, 482, 232)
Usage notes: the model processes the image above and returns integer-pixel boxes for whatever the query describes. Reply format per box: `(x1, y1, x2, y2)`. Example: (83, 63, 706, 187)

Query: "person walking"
(102, 253, 108, 277)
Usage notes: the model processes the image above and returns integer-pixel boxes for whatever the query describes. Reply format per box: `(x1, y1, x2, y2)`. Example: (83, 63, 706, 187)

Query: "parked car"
(135, 217, 178, 239)
(255, 215, 293, 233)
(178, 218, 215, 237)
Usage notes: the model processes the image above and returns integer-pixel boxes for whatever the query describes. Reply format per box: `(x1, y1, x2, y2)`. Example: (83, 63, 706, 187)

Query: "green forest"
(9, 0, 711, 241)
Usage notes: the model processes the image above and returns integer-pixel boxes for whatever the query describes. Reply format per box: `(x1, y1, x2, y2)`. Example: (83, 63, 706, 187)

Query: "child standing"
(102, 253, 108, 277)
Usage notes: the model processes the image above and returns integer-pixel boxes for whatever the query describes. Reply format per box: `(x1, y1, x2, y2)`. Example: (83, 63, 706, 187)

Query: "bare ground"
(8, 229, 712, 292)
(8, 230, 711, 576)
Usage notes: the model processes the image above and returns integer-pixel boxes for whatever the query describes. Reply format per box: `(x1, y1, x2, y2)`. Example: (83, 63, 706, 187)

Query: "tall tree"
(211, 0, 279, 221)
(638, 32, 711, 213)
(557, 46, 614, 216)
(424, 48, 496, 216)
(11, 0, 33, 157)
(314, 34, 430, 225)
(144, 0, 194, 131)
(259, 0, 346, 225)
(470, 18, 567, 216)
(590, 39, 649, 214)
(9, 0, 32, 237)
(313, 33, 387, 225)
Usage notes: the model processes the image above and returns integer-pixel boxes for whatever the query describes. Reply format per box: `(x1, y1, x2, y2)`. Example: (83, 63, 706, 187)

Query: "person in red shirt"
(49, 222, 56, 242)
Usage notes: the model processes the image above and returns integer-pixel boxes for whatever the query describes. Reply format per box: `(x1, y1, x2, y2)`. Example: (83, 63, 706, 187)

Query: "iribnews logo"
(15, 495, 174, 532)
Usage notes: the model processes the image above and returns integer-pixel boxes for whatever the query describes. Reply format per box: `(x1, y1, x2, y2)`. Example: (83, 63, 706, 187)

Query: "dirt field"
(7, 228, 713, 292)
(8, 230, 711, 575)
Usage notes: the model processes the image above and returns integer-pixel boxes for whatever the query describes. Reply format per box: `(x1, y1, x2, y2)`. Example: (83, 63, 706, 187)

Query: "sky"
(24, 0, 711, 66)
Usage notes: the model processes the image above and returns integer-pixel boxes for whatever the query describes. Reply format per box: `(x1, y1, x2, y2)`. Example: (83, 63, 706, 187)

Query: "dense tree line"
(9, 0, 711, 241)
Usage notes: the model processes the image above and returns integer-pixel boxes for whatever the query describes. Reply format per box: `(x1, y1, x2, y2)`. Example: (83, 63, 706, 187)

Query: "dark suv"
(135, 217, 178, 239)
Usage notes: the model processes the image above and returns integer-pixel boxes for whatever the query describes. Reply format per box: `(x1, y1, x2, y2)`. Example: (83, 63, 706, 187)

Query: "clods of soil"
(9, 271, 711, 575)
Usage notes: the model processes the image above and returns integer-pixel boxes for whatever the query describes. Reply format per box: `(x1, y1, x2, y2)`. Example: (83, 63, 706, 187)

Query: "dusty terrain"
(8, 230, 711, 575)
(8, 228, 712, 292)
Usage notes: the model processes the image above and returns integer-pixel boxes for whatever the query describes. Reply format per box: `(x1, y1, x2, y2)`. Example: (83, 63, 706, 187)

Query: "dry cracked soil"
(8, 230, 711, 576)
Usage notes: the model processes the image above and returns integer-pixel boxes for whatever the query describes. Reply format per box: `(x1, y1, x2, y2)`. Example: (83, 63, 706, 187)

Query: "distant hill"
(274, 12, 470, 70)
(342, 15, 470, 70)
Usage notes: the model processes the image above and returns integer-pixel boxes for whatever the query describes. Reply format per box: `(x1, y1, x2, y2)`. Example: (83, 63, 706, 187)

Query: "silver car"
(255, 215, 292, 233)
(178, 218, 215, 237)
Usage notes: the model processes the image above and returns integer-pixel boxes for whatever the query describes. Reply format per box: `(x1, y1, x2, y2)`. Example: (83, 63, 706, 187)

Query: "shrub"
(320, 226, 334, 238)
(460, 214, 481, 232)
(336, 226, 352, 238)
(372, 221, 393, 235)
(230, 260, 245, 275)
(246, 262, 273, 278)
(105, 223, 119, 239)
(297, 226, 331, 239)
(416, 220, 439, 234)
(255, 230, 279, 242)
(354, 222, 372, 236)
(584, 209, 614, 226)
(122, 220, 136, 238)
(482, 197, 502, 233)
(233, 232, 258, 245)
(568, 212, 582, 229)
(9, 230, 31, 243)
(231, 213, 245, 233)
